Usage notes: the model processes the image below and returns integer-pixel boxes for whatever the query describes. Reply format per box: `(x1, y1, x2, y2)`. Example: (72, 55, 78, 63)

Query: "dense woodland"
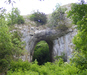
(0, 0, 87, 75)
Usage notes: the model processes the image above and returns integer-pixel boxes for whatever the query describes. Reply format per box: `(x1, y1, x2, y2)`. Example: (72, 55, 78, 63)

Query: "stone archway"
(29, 39, 54, 62)
(32, 40, 52, 64)
(28, 29, 72, 62)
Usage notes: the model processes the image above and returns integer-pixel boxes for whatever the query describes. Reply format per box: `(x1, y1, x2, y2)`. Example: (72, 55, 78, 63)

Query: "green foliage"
(7, 8, 25, 25)
(0, 13, 25, 73)
(73, 30, 87, 55)
(67, 2, 87, 30)
(0, 19, 13, 73)
(67, 0, 87, 70)
(17, 15, 25, 24)
(67, 1, 87, 56)
(9, 59, 31, 71)
(51, 7, 66, 26)
(7, 59, 85, 75)
(0, 7, 6, 18)
(11, 31, 25, 59)
(54, 52, 67, 62)
(47, 4, 67, 30)
(70, 52, 87, 70)
(29, 11, 47, 26)
(79, 69, 87, 75)
(33, 41, 50, 65)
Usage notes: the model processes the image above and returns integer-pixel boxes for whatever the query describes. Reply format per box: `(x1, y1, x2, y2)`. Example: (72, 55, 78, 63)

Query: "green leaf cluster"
(7, 8, 25, 25)
(11, 31, 25, 59)
(67, 0, 87, 70)
(0, 19, 13, 73)
(67, 2, 87, 30)
(47, 4, 68, 30)
(29, 11, 47, 26)
(0, 16, 25, 73)
(7, 59, 87, 75)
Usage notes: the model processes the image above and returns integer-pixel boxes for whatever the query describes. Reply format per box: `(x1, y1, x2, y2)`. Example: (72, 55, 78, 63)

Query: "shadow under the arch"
(32, 40, 54, 65)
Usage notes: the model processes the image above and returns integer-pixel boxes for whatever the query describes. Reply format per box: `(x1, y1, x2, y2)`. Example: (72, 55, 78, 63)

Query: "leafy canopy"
(67, 1, 87, 54)
(0, 9, 25, 73)
(67, 0, 87, 69)
(7, 7, 25, 25)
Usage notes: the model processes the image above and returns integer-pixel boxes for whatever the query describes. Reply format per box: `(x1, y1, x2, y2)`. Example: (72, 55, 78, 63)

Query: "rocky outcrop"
(28, 28, 72, 62)
(16, 24, 77, 62)
(12, 3, 77, 62)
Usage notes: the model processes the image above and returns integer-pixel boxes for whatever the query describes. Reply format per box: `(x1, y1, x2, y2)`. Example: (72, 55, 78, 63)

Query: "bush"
(70, 52, 87, 70)
(0, 59, 9, 73)
(0, 17, 25, 74)
(0, 18, 13, 73)
(29, 11, 47, 26)
(9, 59, 31, 71)
(47, 5, 67, 30)
(7, 8, 25, 25)
(17, 16, 25, 24)
(11, 31, 25, 59)
(67, 1, 87, 70)
(7, 59, 82, 75)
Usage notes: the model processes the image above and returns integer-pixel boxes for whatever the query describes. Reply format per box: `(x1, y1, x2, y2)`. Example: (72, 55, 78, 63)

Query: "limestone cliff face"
(53, 27, 77, 62)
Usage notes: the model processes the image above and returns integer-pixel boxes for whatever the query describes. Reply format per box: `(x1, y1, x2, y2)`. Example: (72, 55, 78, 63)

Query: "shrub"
(47, 4, 67, 30)
(11, 31, 25, 59)
(9, 59, 31, 71)
(7, 8, 25, 25)
(70, 52, 87, 70)
(0, 18, 13, 73)
(29, 11, 47, 26)
(54, 52, 67, 62)
(17, 16, 25, 24)
(0, 17, 25, 74)
(67, 0, 87, 70)
(7, 59, 81, 75)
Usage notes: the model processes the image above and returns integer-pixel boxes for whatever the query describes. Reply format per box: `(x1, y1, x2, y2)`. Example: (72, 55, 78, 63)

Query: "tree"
(0, 7, 7, 26)
(67, 0, 87, 69)
(29, 11, 47, 26)
(0, 7, 6, 18)
(0, 9, 25, 74)
(7, 7, 25, 25)
(0, 18, 13, 73)
(0, 20, 25, 74)
(47, 3, 68, 30)
(67, 1, 87, 53)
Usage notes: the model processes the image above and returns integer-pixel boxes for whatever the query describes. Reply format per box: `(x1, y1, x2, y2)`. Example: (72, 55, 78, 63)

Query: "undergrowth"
(7, 59, 87, 75)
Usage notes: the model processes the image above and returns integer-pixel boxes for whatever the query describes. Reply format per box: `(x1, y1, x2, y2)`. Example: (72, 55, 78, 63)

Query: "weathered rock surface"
(16, 24, 77, 62)
(14, 3, 77, 62)
(53, 27, 77, 62)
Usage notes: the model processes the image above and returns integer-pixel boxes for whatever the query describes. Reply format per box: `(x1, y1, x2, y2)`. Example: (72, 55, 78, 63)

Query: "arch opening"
(32, 41, 50, 65)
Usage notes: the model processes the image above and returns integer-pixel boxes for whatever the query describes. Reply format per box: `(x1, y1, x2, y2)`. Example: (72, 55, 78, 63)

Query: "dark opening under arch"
(32, 40, 54, 65)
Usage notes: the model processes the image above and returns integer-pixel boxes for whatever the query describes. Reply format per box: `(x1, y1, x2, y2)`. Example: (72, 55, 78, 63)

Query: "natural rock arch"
(32, 40, 54, 62)
(28, 29, 72, 62)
